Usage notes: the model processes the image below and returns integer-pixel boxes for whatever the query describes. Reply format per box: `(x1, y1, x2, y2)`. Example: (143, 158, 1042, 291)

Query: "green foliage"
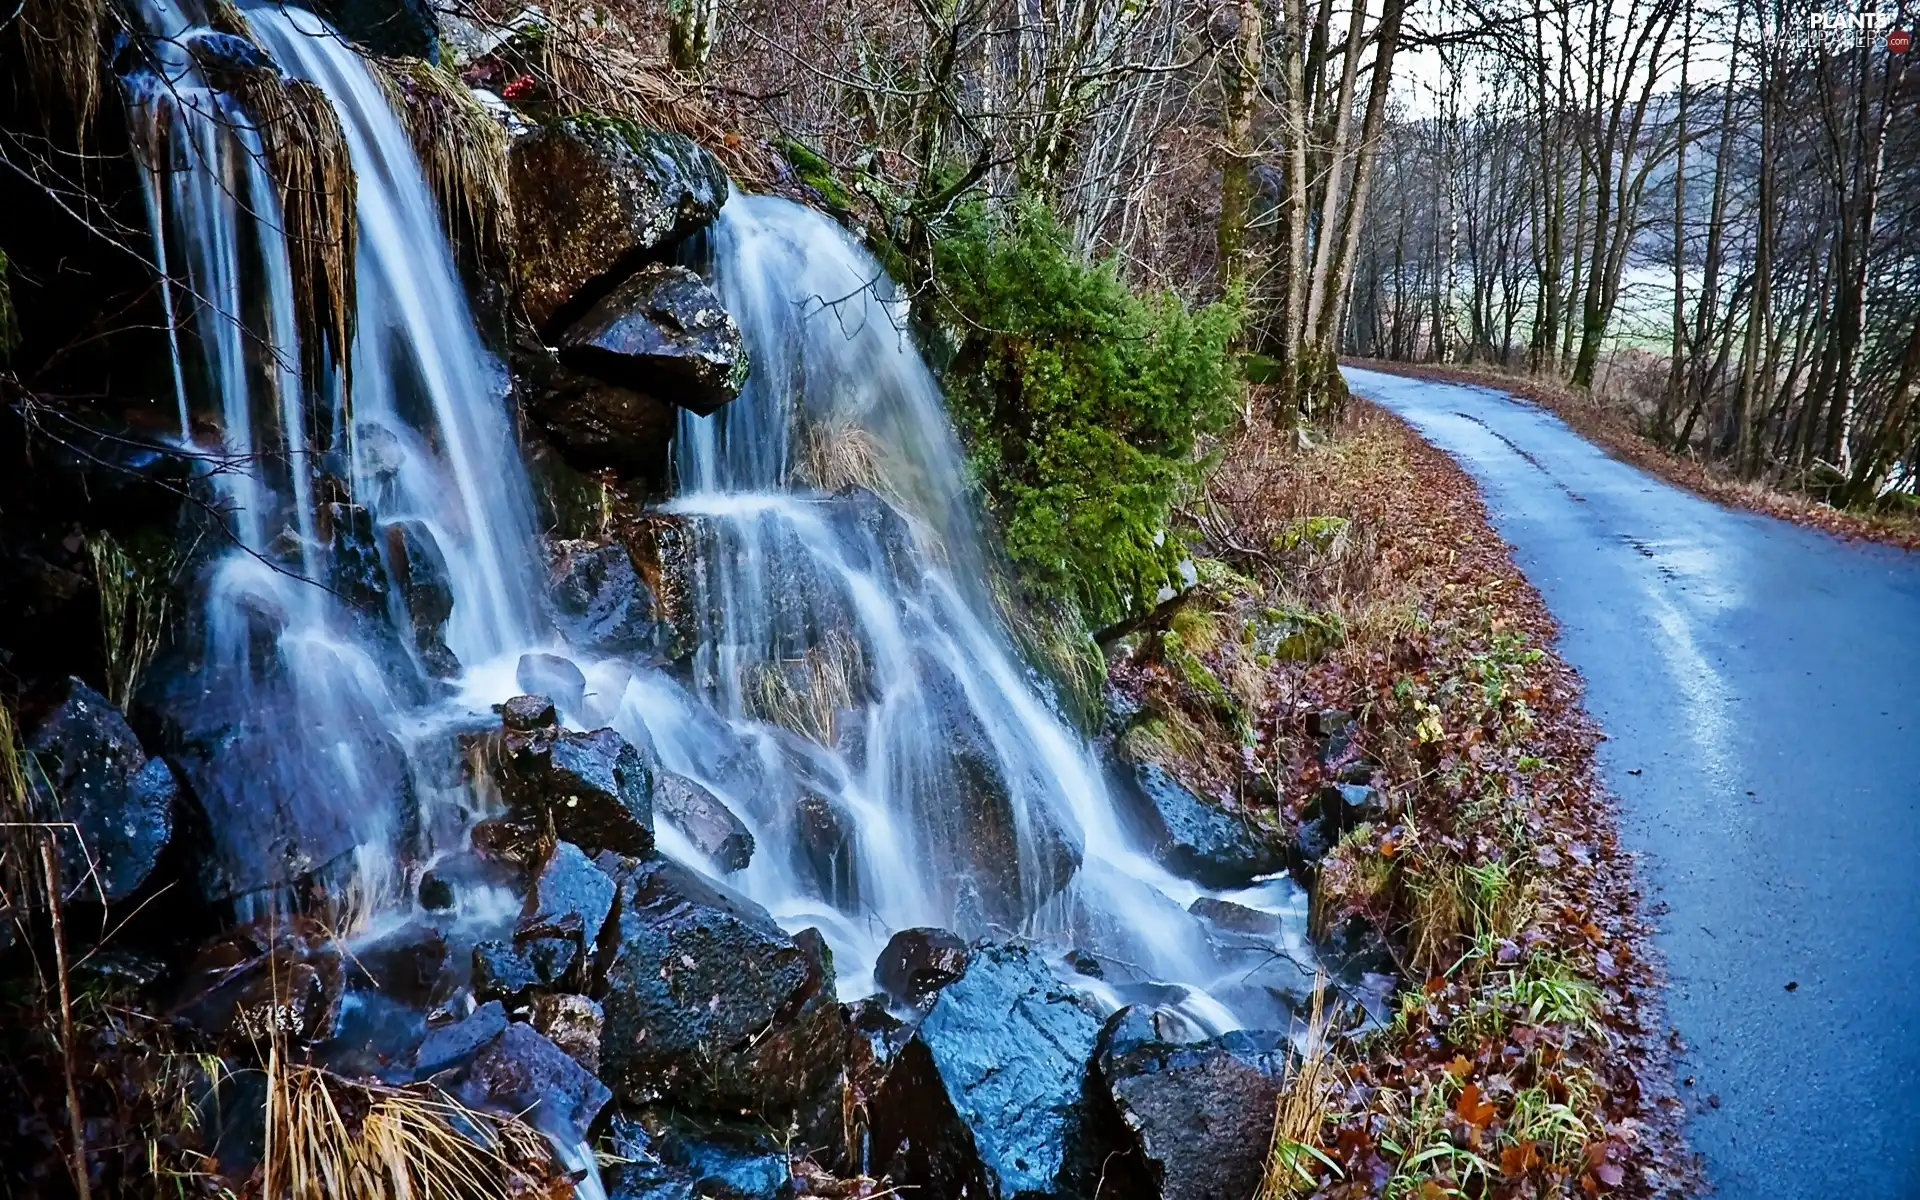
(931, 201, 1242, 626)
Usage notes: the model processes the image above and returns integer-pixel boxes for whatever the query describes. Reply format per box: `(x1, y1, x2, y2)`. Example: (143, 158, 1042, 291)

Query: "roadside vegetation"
(1101, 399, 1692, 1198)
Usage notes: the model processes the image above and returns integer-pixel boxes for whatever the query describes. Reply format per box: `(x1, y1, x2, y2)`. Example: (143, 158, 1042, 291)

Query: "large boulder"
(870, 942, 1108, 1199)
(517, 839, 615, 949)
(497, 701, 655, 857)
(549, 539, 670, 658)
(510, 119, 730, 330)
(451, 1021, 612, 1145)
(1095, 1007, 1289, 1200)
(524, 357, 681, 487)
(1127, 762, 1282, 887)
(595, 856, 843, 1126)
(26, 678, 175, 902)
(558, 263, 747, 416)
(654, 771, 754, 872)
(874, 928, 970, 1007)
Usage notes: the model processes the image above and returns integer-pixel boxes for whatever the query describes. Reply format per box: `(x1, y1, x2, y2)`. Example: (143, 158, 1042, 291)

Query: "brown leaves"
(1455, 1082, 1497, 1131)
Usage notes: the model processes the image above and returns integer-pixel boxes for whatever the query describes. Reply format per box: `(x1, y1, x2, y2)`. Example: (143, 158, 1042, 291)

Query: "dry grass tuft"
(743, 628, 867, 744)
(373, 57, 514, 269)
(800, 421, 890, 497)
(1258, 977, 1341, 1199)
(227, 69, 359, 388)
(263, 1051, 553, 1200)
(86, 532, 168, 712)
(12, 0, 107, 132)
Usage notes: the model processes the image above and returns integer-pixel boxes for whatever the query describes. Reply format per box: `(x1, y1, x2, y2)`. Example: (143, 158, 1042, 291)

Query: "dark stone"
(347, 921, 450, 1009)
(173, 918, 343, 1047)
(383, 519, 458, 676)
(530, 992, 604, 1074)
(180, 29, 274, 88)
(596, 857, 844, 1124)
(472, 940, 539, 1007)
(874, 928, 970, 1006)
(500, 693, 557, 732)
(500, 720, 655, 857)
(320, 499, 391, 617)
(550, 539, 668, 657)
(655, 771, 754, 872)
(870, 942, 1105, 1199)
(558, 263, 747, 416)
(510, 119, 730, 330)
(309, 0, 439, 59)
(1187, 896, 1285, 937)
(419, 871, 455, 911)
(517, 839, 616, 949)
(525, 358, 679, 486)
(452, 1022, 611, 1144)
(413, 1001, 509, 1075)
(1065, 949, 1104, 979)
(517, 652, 588, 719)
(825, 485, 921, 585)
(793, 789, 853, 904)
(1314, 781, 1387, 832)
(1096, 1007, 1289, 1200)
(1128, 762, 1282, 888)
(25, 678, 174, 903)
(525, 936, 579, 985)
(606, 1112, 792, 1200)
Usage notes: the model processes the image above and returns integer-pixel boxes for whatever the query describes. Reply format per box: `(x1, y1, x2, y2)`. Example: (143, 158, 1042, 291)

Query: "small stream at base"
(119, 0, 1319, 1177)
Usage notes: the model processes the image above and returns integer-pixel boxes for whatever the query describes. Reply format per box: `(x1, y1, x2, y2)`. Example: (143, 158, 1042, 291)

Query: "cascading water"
(124, 0, 1318, 1161)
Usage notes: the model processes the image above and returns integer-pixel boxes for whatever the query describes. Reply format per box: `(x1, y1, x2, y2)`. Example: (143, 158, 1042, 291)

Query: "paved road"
(1344, 367, 1920, 1199)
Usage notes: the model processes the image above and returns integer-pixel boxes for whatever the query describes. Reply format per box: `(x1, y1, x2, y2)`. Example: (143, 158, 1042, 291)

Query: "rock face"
(1128, 762, 1282, 887)
(871, 942, 1106, 1199)
(26, 678, 175, 902)
(510, 119, 730, 330)
(310, 0, 439, 59)
(595, 856, 843, 1124)
(524, 359, 680, 485)
(497, 700, 655, 857)
(1095, 1007, 1289, 1200)
(874, 928, 970, 1006)
(653, 771, 754, 872)
(382, 518, 457, 676)
(558, 263, 747, 416)
(530, 992, 605, 1074)
(549, 539, 669, 658)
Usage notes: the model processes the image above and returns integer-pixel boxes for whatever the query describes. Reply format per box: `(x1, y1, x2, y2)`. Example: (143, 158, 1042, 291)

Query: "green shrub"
(931, 202, 1241, 626)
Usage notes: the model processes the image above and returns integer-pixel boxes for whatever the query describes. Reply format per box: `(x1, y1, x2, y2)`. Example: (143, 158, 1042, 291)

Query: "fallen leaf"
(1501, 1141, 1542, 1176)
(1456, 1082, 1496, 1129)
(1444, 1055, 1473, 1079)
(1595, 1161, 1625, 1186)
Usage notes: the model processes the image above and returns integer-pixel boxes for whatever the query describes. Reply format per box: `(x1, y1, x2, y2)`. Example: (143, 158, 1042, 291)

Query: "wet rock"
(472, 940, 539, 1007)
(348, 921, 450, 1009)
(452, 1021, 611, 1144)
(419, 870, 455, 911)
(825, 484, 921, 585)
(309, 0, 439, 59)
(874, 928, 970, 1007)
(516, 652, 588, 719)
(916, 655, 1082, 926)
(1316, 781, 1387, 832)
(524, 935, 579, 985)
(558, 263, 747, 416)
(181, 29, 275, 88)
(510, 119, 730, 330)
(320, 499, 391, 617)
(518, 839, 616, 949)
(530, 992, 604, 1074)
(174, 918, 344, 1046)
(413, 1000, 508, 1075)
(1096, 1007, 1289, 1200)
(499, 708, 656, 856)
(500, 692, 557, 732)
(525, 359, 679, 486)
(794, 789, 854, 904)
(549, 538, 668, 657)
(606, 1112, 792, 1200)
(383, 519, 458, 676)
(1187, 896, 1285, 937)
(25, 678, 174, 903)
(596, 856, 844, 1123)
(655, 771, 754, 872)
(871, 942, 1105, 1199)
(1128, 762, 1282, 888)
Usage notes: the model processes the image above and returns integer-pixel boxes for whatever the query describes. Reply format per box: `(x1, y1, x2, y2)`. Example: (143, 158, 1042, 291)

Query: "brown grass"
(12, 0, 106, 131)
(1257, 978, 1341, 1199)
(374, 58, 514, 270)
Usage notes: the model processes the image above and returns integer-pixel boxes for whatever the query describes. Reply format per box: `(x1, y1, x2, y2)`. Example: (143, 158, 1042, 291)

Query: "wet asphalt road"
(1344, 367, 1920, 1199)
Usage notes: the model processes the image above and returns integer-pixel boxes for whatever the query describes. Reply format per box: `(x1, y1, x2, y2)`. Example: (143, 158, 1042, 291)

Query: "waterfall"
(126, 0, 1309, 1053)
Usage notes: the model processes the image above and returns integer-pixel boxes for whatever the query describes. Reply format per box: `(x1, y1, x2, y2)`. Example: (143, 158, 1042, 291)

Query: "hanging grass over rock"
(374, 57, 513, 270)
(931, 201, 1241, 628)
